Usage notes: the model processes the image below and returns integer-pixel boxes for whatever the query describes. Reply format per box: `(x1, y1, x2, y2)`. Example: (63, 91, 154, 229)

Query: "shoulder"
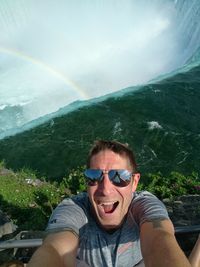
(133, 190, 159, 200)
(61, 192, 89, 209)
(52, 192, 90, 217)
(130, 191, 169, 226)
(55, 192, 90, 216)
(132, 190, 165, 206)
(46, 192, 89, 234)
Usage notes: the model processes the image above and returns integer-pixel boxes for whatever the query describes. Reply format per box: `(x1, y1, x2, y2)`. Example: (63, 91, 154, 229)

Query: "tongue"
(103, 203, 115, 213)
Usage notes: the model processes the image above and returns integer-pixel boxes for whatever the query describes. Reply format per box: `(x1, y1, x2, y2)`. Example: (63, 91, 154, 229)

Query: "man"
(28, 140, 191, 267)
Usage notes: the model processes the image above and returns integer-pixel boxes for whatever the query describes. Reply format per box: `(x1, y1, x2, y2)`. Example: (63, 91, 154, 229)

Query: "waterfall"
(0, 0, 200, 135)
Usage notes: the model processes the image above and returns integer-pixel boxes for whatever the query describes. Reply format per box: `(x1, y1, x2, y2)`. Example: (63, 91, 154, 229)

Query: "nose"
(97, 173, 114, 195)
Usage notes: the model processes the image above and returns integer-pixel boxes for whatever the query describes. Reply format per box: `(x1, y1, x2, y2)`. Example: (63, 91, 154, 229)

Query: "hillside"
(0, 65, 200, 179)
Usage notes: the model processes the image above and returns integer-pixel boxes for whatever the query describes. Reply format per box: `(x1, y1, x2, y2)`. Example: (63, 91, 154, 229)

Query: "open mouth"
(99, 201, 119, 214)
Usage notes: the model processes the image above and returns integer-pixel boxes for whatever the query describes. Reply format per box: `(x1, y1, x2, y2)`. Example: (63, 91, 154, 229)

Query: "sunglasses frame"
(84, 169, 134, 187)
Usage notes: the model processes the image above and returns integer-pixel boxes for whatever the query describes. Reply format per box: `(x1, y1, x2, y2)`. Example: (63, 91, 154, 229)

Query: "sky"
(0, 0, 199, 128)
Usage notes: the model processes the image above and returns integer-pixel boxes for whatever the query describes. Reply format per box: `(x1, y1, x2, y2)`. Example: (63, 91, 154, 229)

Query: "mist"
(0, 0, 200, 132)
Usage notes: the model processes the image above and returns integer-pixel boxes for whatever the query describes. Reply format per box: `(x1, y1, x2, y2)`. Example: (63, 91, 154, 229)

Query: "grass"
(0, 166, 68, 231)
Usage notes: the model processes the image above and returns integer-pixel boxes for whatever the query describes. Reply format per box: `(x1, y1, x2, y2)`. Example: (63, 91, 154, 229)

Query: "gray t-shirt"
(46, 191, 169, 267)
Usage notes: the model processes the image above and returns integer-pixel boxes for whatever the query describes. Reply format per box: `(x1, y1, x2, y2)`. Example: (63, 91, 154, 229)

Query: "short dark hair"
(87, 140, 137, 171)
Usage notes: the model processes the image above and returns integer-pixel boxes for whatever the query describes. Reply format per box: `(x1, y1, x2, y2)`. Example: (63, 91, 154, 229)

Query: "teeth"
(100, 202, 115, 206)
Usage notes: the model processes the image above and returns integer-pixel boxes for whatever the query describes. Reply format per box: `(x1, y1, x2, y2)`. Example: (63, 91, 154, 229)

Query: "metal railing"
(0, 225, 200, 250)
(0, 238, 42, 250)
(175, 225, 200, 234)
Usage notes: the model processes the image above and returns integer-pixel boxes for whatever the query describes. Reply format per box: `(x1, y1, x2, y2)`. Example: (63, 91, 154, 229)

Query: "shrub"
(141, 171, 200, 199)
(61, 165, 87, 195)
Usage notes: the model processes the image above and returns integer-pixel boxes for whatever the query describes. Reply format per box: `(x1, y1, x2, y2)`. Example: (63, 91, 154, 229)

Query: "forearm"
(189, 235, 200, 267)
(143, 231, 191, 267)
(141, 219, 191, 267)
(27, 244, 64, 267)
(27, 231, 78, 267)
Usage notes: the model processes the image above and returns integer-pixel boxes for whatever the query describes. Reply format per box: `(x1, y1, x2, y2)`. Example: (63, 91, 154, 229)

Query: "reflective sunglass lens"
(109, 170, 132, 186)
(118, 170, 132, 181)
(84, 169, 102, 179)
(84, 169, 103, 186)
(84, 169, 133, 187)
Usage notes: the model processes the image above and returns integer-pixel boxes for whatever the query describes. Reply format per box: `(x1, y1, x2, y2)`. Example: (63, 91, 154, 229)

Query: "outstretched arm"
(189, 234, 200, 267)
(140, 219, 191, 267)
(27, 231, 78, 267)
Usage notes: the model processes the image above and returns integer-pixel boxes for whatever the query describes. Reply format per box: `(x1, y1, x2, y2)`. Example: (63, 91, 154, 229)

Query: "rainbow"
(0, 46, 89, 99)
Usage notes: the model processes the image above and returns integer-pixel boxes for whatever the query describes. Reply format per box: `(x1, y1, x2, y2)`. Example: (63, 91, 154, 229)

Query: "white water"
(0, 0, 200, 133)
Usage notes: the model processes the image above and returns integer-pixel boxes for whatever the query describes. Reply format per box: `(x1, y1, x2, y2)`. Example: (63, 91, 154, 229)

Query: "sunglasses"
(84, 169, 134, 187)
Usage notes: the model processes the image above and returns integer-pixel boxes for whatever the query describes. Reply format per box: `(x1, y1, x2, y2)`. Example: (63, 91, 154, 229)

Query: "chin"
(98, 218, 123, 231)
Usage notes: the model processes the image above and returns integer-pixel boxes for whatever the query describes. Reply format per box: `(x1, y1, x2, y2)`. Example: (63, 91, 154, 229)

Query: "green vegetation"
(0, 162, 67, 231)
(139, 171, 200, 199)
(0, 161, 199, 231)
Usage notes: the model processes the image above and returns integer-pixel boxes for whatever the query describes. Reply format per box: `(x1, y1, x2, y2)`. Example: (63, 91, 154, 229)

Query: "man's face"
(87, 149, 140, 230)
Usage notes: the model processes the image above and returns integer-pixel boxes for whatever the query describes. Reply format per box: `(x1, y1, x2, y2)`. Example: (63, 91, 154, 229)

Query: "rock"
(0, 211, 17, 239)
(164, 194, 200, 255)
(0, 169, 14, 177)
(162, 198, 172, 204)
(168, 194, 200, 226)
(0, 222, 17, 239)
(0, 210, 18, 265)
(25, 178, 44, 187)
(173, 200, 183, 205)
(179, 195, 200, 202)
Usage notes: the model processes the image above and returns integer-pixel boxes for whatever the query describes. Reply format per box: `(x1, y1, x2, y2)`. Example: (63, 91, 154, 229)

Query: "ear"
(132, 173, 140, 192)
